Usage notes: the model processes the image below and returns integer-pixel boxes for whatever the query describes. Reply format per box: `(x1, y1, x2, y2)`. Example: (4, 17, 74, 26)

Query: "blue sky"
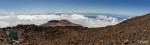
(0, 0, 150, 16)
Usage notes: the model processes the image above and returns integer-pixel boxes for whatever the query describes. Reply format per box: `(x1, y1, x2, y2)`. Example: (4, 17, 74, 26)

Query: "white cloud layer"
(0, 14, 120, 28)
(0, 9, 123, 28)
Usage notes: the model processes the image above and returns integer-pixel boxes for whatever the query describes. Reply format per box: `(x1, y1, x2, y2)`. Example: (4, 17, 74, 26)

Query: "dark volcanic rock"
(0, 13, 150, 45)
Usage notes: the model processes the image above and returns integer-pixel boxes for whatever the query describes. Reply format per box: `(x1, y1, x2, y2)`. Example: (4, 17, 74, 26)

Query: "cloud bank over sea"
(0, 10, 131, 28)
(0, 14, 123, 28)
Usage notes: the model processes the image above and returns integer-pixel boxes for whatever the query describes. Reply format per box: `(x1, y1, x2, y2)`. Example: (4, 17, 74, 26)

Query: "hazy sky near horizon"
(0, 0, 150, 16)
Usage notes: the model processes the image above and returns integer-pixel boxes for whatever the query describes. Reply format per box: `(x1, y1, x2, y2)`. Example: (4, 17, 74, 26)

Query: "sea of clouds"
(0, 10, 128, 28)
(0, 14, 122, 28)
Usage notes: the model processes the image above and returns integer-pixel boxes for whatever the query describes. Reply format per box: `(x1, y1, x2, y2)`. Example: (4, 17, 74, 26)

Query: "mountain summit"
(40, 19, 81, 27)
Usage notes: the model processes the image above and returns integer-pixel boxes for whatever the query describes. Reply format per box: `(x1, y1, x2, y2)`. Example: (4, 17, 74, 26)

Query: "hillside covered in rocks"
(0, 13, 150, 45)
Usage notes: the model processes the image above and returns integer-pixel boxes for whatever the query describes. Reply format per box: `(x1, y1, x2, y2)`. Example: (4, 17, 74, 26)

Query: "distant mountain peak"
(40, 19, 81, 27)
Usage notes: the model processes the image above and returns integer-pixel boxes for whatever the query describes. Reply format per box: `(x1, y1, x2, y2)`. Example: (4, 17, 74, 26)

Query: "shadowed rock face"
(0, 13, 150, 45)
(40, 19, 81, 27)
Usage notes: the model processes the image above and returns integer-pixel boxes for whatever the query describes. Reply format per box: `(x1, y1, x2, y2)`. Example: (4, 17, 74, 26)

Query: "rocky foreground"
(0, 14, 150, 45)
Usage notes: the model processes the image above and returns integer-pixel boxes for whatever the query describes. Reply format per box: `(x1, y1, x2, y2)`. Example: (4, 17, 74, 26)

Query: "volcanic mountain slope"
(40, 19, 81, 27)
(0, 13, 150, 45)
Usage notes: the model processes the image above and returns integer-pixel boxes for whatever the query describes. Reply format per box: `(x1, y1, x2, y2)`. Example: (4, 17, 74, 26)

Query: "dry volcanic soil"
(0, 13, 150, 45)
